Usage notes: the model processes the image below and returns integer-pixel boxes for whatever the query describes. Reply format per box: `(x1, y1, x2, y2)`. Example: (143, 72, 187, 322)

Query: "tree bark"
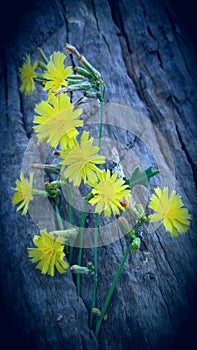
(0, 0, 197, 349)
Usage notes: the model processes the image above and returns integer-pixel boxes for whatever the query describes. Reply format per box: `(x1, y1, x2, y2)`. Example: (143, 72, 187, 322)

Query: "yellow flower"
(12, 173, 34, 215)
(33, 94, 83, 148)
(19, 55, 38, 96)
(60, 131, 105, 187)
(148, 187, 192, 237)
(43, 51, 73, 98)
(89, 169, 131, 217)
(28, 230, 69, 277)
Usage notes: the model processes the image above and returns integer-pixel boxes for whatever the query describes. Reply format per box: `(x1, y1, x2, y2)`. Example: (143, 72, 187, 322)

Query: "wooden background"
(0, 0, 196, 349)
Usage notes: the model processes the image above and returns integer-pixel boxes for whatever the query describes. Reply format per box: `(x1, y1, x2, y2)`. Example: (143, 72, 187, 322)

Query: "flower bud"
(67, 78, 84, 85)
(86, 261, 95, 275)
(135, 204, 146, 221)
(70, 265, 90, 274)
(54, 81, 91, 95)
(38, 61, 47, 71)
(65, 43, 102, 82)
(84, 91, 101, 99)
(32, 163, 61, 175)
(128, 203, 146, 222)
(103, 314, 108, 321)
(131, 237, 141, 253)
(118, 217, 131, 235)
(76, 67, 92, 79)
(53, 228, 79, 240)
(91, 308, 101, 317)
(127, 204, 139, 221)
(128, 229, 136, 241)
(37, 47, 49, 64)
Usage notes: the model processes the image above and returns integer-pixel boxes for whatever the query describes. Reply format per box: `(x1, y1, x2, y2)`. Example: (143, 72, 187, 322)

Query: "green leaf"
(145, 166, 160, 182)
(125, 166, 160, 190)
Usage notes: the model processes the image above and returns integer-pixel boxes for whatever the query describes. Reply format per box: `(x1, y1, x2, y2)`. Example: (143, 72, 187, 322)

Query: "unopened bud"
(32, 163, 61, 175)
(69, 74, 84, 80)
(128, 204, 139, 221)
(65, 44, 81, 58)
(103, 314, 108, 321)
(91, 308, 101, 317)
(54, 81, 91, 95)
(128, 229, 136, 241)
(135, 204, 146, 221)
(86, 261, 95, 275)
(128, 203, 147, 222)
(131, 237, 141, 253)
(84, 91, 101, 99)
(67, 78, 84, 85)
(53, 228, 79, 240)
(76, 67, 92, 79)
(38, 61, 47, 71)
(37, 47, 49, 64)
(70, 265, 90, 274)
(118, 217, 131, 236)
(87, 261, 94, 269)
(65, 43, 102, 82)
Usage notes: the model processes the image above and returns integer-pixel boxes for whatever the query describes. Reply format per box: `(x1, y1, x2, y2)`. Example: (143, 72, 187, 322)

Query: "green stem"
(90, 85, 105, 325)
(90, 213, 99, 327)
(95, 245, 130, 338)
(98, 86, 105, 151)
(54, 202, 64, 231)
(76, 200, 87, 296)
(67, 182, 74, 263)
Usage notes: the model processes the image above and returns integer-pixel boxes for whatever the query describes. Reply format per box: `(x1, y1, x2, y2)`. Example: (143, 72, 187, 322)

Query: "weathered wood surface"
(0, 0, 197, 349)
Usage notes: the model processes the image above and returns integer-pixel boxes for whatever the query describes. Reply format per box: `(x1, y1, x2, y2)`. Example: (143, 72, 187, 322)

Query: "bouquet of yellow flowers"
(12, 44, 191, 337)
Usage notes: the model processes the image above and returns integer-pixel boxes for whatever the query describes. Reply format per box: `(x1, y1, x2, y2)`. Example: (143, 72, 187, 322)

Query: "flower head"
(19, 55, 38, 95)
(12, 173, 34, 215)
(89, 169, 131, 217)
(28, 230, 69, 276)
(33, 94, 83, 148)
(43, 51, 72, 98)
(148, 187, 192, 237)
(60, 131, 105, 186)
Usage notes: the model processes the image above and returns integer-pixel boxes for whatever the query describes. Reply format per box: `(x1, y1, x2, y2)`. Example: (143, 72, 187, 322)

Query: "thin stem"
(67, 182, 74, 263)
(90, 213, 99, 327)
(76, 200, 87, 296)
(98, 86, 105, 151)
(68, 186, 73, 227)
(95, 245, 130, 338)
(54, 202, 64, 231)
(90, 85, 105, 325)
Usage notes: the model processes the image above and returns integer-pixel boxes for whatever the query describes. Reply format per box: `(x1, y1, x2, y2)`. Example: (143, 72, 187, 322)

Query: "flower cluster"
(12, 43, 192, 339)
(12, 44, 192, 279)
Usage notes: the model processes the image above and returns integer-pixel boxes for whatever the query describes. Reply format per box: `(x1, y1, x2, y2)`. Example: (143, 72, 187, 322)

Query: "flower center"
(22, 183, 32, 200)
(79, 148, 89, 163)
(55, 75, 64, 85)
(164, 203, 175, 220)
(98, 180, 115, 201)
